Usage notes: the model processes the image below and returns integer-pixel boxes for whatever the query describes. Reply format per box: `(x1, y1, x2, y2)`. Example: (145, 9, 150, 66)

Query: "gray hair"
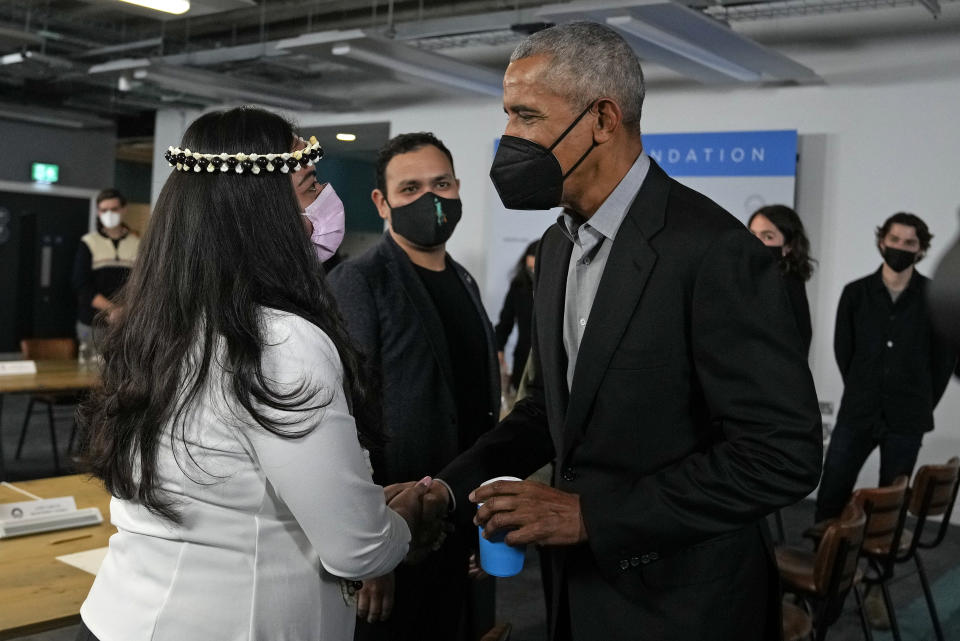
(511, 22, 645, 135)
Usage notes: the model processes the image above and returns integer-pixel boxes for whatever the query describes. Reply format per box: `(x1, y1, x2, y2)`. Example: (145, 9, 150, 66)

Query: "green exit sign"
(31, 162, 59, 184)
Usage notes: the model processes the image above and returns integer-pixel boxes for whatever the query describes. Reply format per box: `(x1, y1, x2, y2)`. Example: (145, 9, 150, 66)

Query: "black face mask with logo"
(881, 246, 918, 273)
(388, 192, 462, 248)
(489, 103, 597, 211)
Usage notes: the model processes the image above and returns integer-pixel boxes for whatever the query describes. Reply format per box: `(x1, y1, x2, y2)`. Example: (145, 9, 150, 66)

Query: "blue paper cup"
(477, 476, 526, 578)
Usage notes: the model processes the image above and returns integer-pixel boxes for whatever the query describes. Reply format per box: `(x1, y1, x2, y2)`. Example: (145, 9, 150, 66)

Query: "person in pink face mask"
(292, 136, 346, 267)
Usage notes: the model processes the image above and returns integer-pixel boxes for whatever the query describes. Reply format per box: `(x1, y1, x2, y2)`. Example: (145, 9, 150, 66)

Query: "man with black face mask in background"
(327, 132, 498, 641)
(817, 213, 957, 526)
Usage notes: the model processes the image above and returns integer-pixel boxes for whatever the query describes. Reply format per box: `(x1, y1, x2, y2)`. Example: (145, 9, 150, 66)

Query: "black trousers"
(815, 421, 923, 522)
(75, 621, 100, 641)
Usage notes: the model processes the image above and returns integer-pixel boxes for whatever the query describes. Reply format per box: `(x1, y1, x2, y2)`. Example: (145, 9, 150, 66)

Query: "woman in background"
(749, 205, 816, 355)
(76, 107, 436, 641)
(494, 240, 537, 396)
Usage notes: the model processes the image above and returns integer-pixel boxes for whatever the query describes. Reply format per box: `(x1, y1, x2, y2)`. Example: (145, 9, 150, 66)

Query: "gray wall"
(0, 119, 116, 190)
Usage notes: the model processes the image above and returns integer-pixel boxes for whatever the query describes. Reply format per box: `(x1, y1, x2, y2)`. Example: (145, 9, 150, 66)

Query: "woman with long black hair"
(76, 107, 436, 641)
(749, 204, 817, 355)
(494, 240, 538, 395)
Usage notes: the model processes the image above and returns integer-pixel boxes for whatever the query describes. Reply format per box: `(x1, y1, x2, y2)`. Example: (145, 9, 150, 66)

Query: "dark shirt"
(494, 273, 534, 386)
(834, 267, 957, 433)
(71, 232, 133, 326)
(783, 271, 812, 356)
(414, 259, 493, 450)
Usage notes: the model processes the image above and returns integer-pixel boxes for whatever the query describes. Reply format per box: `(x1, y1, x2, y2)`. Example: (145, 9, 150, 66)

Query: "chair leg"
(915, 554, 945, 641)
(67, 417, 78, 455)
(46, 402, 61, 474)
(879, 581, 902, 641)
(14, 397, 36, 459)
(853, 585, 874, 641)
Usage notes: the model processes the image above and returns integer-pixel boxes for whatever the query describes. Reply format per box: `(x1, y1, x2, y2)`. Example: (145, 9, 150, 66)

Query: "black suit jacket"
(440, 161, 822, 641)
(328, 232, 500, 485)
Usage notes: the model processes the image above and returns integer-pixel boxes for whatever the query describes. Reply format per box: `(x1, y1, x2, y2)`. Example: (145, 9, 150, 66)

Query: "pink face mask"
(303, 183, 346, 262)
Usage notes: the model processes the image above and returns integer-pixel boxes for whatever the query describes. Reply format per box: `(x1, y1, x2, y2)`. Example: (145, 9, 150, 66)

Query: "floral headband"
(164, 136, 324, 175)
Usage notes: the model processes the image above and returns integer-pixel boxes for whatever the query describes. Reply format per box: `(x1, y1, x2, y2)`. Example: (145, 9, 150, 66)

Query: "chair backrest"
(910, 457, 960, 518)
(908, 457, 960, 550)
(20, 338, 77, 360)
(814, 500, 867, 594)
(852, 474, 909, 556)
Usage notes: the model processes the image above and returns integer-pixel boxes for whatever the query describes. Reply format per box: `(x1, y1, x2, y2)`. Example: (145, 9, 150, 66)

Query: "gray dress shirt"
(560, 152, 651, 389)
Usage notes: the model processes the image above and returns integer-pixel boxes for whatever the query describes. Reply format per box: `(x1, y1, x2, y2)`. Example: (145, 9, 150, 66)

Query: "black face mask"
(881, 246, 918, 273)
(489, 103, 597, 211)
(388, 192, 462, 248)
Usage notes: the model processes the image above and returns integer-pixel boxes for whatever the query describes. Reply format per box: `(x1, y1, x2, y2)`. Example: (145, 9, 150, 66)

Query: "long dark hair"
(78, 107, 379, 522)
(749, 205, 816, 281)
(509, 240, 539, 286)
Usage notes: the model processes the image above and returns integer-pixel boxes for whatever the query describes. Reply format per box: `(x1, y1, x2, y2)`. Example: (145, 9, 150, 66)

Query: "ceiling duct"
(0, 100, 113, 128)
(536, 0, 821, 85)
(277, 29, 504, 97)
(0, 25, 44, 54)
(131, 63, 339, 111)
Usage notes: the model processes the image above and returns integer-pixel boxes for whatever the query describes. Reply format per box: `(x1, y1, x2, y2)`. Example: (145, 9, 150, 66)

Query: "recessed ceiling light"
(336, 133, 357, 142)
(117, 0, 190, 15)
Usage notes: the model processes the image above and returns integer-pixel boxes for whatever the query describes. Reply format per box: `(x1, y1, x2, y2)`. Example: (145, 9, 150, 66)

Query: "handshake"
(383, 477, 451, 564)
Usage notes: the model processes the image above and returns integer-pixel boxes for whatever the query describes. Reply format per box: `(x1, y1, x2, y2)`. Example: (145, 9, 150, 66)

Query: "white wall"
(153, 26, 960, 518)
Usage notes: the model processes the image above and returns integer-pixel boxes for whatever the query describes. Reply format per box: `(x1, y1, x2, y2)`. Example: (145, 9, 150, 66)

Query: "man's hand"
(383, 481, 415, 504)
(387, 478, 447, 563)
(471, 479, 587, 547)
(356, 572, 395, 623)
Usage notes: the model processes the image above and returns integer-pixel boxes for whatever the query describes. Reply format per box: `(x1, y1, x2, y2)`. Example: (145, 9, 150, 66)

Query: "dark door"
(0, 191, 90, 351)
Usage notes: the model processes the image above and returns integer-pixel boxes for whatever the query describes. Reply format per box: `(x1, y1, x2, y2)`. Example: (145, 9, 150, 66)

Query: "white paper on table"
(56, 547, 109, 575)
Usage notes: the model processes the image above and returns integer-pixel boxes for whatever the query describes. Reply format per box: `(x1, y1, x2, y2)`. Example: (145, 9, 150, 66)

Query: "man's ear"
(372, 189, 390, 221)
(593, 98, 624, 144)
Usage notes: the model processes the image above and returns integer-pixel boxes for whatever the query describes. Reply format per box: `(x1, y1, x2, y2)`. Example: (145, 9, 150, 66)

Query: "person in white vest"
(71, 188, 140, 344)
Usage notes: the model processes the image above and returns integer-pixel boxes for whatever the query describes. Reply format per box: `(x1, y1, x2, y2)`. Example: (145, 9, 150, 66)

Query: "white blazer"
(81, 311, 410, 641)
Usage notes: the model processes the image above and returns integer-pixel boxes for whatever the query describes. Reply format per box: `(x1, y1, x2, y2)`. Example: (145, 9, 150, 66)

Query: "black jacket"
(327, 233, 500, 485)
(440, 161, 822, 641)
(494, 274, 534, 389)
(834, 267, 956, 433)
(784, 271, 812, 355)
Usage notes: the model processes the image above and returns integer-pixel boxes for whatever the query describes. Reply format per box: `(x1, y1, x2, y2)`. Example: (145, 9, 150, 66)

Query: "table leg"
(0, 394, 6, 481)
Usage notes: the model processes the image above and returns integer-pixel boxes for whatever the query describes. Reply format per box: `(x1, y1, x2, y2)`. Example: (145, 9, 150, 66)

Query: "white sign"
(0, 496, 76, 520)
(0, 360, 37, 376)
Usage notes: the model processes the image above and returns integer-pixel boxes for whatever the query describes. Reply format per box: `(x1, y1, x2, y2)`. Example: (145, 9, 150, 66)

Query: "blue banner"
(643, 130, 797, 177)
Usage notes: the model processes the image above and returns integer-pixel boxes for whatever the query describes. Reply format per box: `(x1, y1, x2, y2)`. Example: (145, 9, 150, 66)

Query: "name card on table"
(0, 360, 37, 376)
(0, 496, 76, 520)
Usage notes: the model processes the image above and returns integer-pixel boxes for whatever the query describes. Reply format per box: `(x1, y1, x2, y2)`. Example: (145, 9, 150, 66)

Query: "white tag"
(0, 360, 37, 376)
(0, 496, 76, 520)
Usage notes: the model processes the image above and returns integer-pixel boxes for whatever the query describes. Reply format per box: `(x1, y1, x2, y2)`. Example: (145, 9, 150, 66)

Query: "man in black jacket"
(816, 213, 957, 523)
(327, 133, 498, 641)
(427, 22, 823, 641)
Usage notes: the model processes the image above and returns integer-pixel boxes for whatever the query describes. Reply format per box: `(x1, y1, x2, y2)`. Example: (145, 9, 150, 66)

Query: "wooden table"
(0, 360, 99, 395)
(0, 474, 114, 640)
(0, 360, 99, 479)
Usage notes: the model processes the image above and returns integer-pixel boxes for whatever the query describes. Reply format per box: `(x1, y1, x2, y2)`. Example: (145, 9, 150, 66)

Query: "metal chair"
(13, 338, 78, 473)
(893, 457, 960, 641)
(778, 500, 869, 640)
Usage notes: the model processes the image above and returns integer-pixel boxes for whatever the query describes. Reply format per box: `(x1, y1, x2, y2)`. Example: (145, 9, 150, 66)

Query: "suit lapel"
(535, 227, 573, 443)
(560, 161, 671, 461)
(382, 235, 456, 392)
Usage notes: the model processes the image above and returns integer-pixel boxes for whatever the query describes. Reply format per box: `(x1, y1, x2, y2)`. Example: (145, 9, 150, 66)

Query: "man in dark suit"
(327, 133, 499, 641)
(429, 22, 823, 641)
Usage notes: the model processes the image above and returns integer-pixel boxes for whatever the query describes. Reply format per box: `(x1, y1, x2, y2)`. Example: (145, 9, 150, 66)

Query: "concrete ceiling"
(0, 0, 957, 132)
